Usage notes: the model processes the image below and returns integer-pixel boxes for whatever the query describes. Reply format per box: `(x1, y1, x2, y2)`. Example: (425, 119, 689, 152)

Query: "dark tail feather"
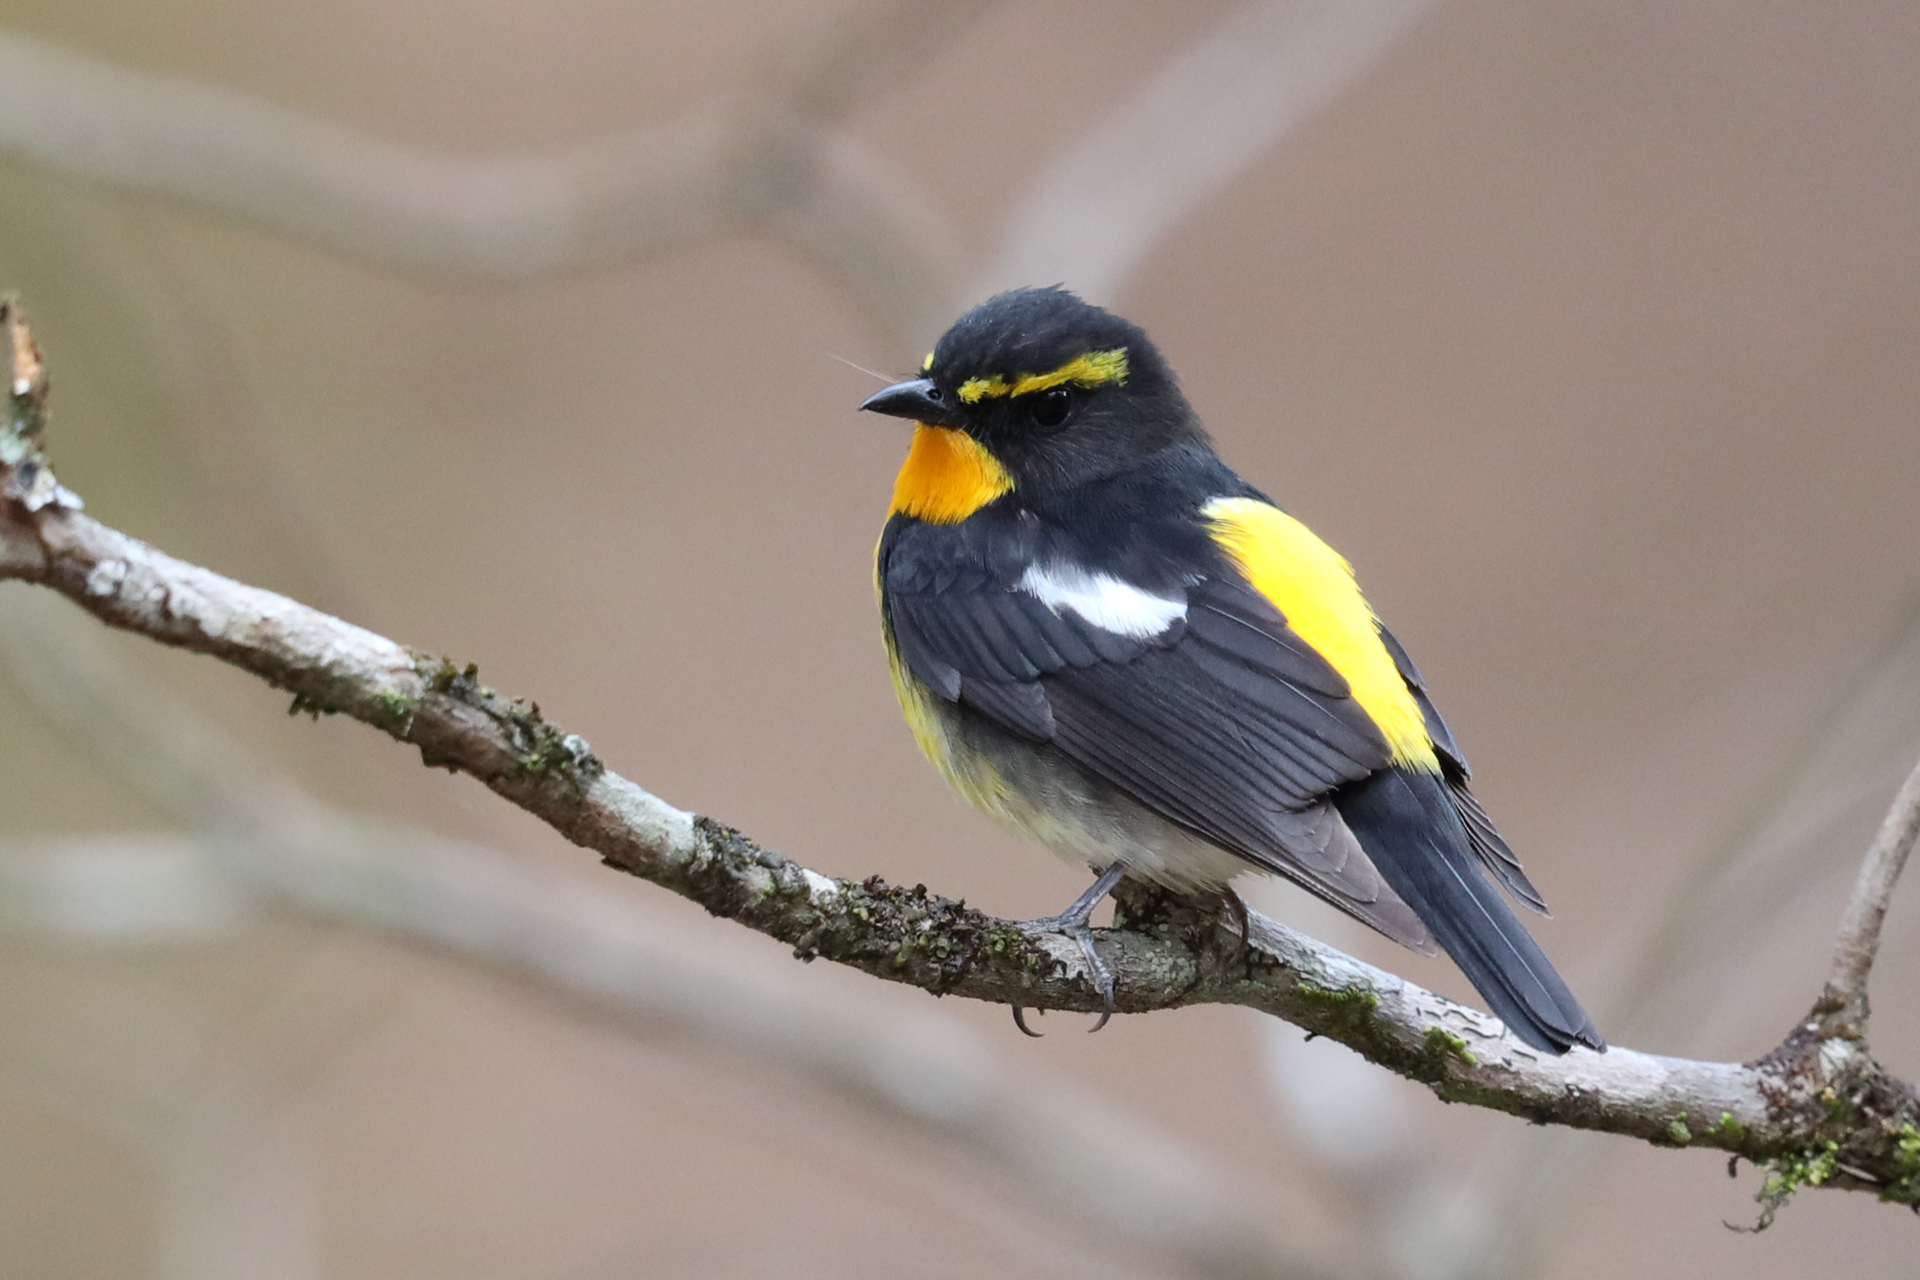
(1335, 768, 1604, 1054)
(1449, 778, 1550, 915)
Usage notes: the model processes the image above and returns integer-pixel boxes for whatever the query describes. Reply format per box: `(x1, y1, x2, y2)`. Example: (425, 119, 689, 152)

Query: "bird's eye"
(925, 384, 944, 401)
(1029, 386, 1072, 428)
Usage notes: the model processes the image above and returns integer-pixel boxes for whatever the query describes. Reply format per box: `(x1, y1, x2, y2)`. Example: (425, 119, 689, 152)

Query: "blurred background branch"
(0, 10, 974, 344)
(981, 0, 1433, 303)
(0, 0, 1432, 353)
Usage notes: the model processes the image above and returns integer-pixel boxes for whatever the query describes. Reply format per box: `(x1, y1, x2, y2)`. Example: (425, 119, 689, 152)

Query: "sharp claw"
(1068, 926, 1118, 1031)
(1012, 1006, 1045, 1038)
(1018, 865, 1129, 1035)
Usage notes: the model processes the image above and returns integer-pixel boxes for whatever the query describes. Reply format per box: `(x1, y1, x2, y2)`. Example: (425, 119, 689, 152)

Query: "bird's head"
(862, 287, 1202, 522)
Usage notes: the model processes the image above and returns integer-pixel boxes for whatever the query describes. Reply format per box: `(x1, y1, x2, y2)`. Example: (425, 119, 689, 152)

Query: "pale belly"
(888, 651, 1250, 894)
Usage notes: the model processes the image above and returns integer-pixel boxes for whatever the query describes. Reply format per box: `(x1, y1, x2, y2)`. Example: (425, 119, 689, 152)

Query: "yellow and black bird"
(861, 287, 1603, 1054)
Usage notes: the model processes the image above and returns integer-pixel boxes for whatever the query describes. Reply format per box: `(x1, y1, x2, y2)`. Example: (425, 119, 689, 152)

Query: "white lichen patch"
(83, 559, 127, 597)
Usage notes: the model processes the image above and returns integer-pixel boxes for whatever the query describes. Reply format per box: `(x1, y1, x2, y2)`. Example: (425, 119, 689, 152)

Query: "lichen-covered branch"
(1, 302, 1915, 1216)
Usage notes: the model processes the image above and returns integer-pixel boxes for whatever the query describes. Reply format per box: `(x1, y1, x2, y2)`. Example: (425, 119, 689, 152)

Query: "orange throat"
(888, 426, 1013, 524)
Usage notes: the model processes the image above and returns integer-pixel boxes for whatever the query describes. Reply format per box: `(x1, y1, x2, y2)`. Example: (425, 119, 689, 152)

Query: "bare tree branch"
(1, 303, 1916, 1212)
(1815, 755, 1920, 1042)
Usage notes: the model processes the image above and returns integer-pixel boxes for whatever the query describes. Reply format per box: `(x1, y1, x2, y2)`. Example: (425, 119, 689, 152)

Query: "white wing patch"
(1018, 562, 1186, 639)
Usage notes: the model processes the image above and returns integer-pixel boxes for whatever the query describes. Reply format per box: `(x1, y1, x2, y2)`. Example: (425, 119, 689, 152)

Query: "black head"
(861, 287, 1204, 493)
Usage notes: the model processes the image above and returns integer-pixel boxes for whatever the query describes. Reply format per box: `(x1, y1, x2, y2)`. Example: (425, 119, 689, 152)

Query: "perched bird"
(861, 287, 1603, 1054)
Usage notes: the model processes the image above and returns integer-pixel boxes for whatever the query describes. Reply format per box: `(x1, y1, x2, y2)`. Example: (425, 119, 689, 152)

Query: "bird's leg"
(1013, 862, 1129, 1034)
(1223, 883, 1253, 977)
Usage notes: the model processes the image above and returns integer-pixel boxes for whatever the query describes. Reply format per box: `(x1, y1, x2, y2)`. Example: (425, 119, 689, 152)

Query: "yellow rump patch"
(1202, 497, 1437, 770)
(958, 348, 1130, 404)
(889, 426, 1014, 524)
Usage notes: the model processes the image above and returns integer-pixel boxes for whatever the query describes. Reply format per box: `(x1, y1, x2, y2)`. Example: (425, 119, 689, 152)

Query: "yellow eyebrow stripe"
(958, 375, 1008, 403)
(1012, 348, 1129, 396)
(957, 348, 1130, 404)
(1202, 497, 1437, 771)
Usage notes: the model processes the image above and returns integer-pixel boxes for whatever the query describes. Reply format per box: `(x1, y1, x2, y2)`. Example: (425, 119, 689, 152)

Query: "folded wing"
(882, 519, 1435, 950)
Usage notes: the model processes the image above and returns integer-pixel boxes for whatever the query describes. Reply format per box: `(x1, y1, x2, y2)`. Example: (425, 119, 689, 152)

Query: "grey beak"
(859, 378, 964, 428)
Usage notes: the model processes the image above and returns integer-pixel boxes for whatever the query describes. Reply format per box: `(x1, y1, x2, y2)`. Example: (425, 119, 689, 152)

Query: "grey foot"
(1012, 863, 1127, 1034)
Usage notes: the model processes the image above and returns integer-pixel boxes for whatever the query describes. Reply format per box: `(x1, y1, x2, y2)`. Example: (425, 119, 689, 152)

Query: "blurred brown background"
(1, 1, 1917, 1277)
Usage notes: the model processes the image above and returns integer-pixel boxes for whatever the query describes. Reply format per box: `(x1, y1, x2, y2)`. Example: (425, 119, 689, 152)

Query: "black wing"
(881, 513, 1435, 950)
